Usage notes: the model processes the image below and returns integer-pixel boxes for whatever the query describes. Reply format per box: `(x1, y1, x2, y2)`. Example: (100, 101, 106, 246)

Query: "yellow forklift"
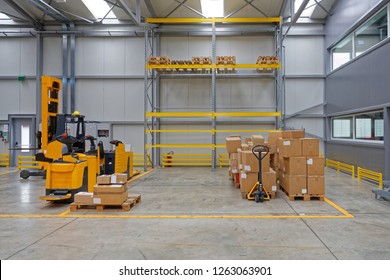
(20, 76, 134, 202)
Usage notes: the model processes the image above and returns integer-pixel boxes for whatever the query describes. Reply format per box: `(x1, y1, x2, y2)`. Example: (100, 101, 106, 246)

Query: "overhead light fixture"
(0, 12, 10, 19)
(201, 0, 224, 18)
(81, 0, 116, 20)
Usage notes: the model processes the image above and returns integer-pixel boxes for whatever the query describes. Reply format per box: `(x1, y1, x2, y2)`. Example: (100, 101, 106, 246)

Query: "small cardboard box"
(230, 153, 239, 160)
(284, 175, 307, 195)
(263, 168, 278, 193)
(111, 173, 128, 184)
(307, 157, 325, 175)
(251, 135, 265, 146)
(96, 174, 111, 185)
(93, 190, 128, 205)
(74, 192, 94, 205)
(240, 172, 258, 194)
(226, 137, 242, 153)
(283, 157, 307, 175)
(241, 144, 250, 151)
(268, 131, 283, 145)
(245, 137, 251, 144)
(94, 183, 128, 194)
(282, 130, 305, 139)
(241, 151, 270, 173)
(268, 144, 277, 154)
(307, 175, 325, 195)
(277, 138, 302, 157)
(301, 138, 320, 157)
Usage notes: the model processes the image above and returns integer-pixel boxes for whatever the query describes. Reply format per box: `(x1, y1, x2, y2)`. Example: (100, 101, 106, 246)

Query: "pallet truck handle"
(252, 144, 269, 160)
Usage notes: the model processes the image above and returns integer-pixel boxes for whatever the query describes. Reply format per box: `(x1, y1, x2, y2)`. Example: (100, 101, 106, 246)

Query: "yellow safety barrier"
(133, 153, 152, 167)
(219, 154, 229, 168)
(146, 111, 281, 119)
(18, 155, 40, 170)
(0, 154, 9, 167)
(326, 158, 355, 178)
(357, 167, 383, 189)
(161, 153, 212, 168)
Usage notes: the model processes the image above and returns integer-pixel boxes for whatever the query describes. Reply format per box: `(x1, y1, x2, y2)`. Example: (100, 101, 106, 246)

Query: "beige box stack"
(93, 173, 129, 205)
(226, 136, 242, 186)
(303, 138, 325, 196)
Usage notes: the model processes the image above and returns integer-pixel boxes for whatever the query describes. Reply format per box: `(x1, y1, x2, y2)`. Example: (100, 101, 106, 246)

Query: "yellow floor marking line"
(59, 209, 70, 216)
(127, 168, 156, 184)
(0, 170, 19, 176)
(0, 196, 353, 219)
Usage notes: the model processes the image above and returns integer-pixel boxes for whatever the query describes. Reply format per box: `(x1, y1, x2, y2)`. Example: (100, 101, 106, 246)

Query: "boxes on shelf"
(226, 137, 242, 154)
(240, 172, 258, 194)
(306, 157, 325, 175)
(307, 176, 325, 195)
(283, 157, 306, 175)
(301, 138, 320, 157)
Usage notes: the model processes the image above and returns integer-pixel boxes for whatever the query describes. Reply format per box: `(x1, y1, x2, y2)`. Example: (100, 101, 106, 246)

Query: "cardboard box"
(268, 144, 277, 154)
(237, 150, 243, 171)
(282, 130, 305, 139)
(111, 173, 128, 184)
(226, 137, 242, 153)
(245, 137, 251, 144)
(270, 153, 279, 169)
(241, 151, 270, 173)
(230, 159, 238, 170)
(93, 190, 129, 205)
(263, 168, 278, 193)
(94, 183, 128, 194)
(229, 135, 241, 139)
(284, 175, 307, 195)
(241, 144, 250, 151)
(283, 157, 306, 175)
(277, 138, 302, 157)
(240, 172, 258, 194)
(307, 176, 325, 195)
(251, 135, 265, 146)
(307, 157, 325, 175)
(96, 174, 111, 185)
(230, 153, 239, 160)
(74, 192, 94, 205)
(301, 138, 320, 157)
(268, 131, 283, 145)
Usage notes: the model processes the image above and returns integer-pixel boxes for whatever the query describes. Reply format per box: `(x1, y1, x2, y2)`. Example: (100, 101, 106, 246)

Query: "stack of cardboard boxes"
(274, 130, 325, 199)
(226, 135, 277, 199)
(74, 173, 129, 205)
(226, 130, 325, 201)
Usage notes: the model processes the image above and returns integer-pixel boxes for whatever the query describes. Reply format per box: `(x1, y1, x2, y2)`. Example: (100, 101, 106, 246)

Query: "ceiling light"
(201, 0, 224, 18)
(0, 12, 10, 19)
(81, 0, 116, 20)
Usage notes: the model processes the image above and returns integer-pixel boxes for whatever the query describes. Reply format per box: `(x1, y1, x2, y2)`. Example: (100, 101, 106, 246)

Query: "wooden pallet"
(280, 186, 324, 201)
(70, 195, 141, 212)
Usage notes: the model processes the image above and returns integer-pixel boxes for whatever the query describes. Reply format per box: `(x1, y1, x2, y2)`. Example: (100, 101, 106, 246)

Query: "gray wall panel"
(43, 37, 62, 76)
(0, 38, 20, 76)
(0, 81, 20, 119)
(20, 38, 37, 76)
(103, 80, 125, 120)
(124, 80, 144, 121)
(103, 38, 126, 75)
(19, 80, 36, 114)
(74, 79, 104, 120)
(326, 142, 385, 174)
(113, 125, 144, 153)
(76, 37, 104, 75)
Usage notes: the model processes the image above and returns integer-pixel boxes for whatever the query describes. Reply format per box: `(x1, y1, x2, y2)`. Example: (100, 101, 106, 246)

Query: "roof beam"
(117, 0, 141, 25)
(174, 0, 205, 18)
(3, 0, 42, 29)
(279, 0, 289, 17)
(313, 0, 331, 17)
(165, 0, 187, 18)
(144, 0, 157, 18)
(245, 0, 269, 17)
(29, 0, 71, 24)
(224, 0, 254, 18)
(283, 0, 310, 41)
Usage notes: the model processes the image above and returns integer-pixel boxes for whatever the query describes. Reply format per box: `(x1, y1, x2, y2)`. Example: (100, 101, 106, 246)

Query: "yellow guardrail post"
(0, 154, 10, 167)
(357, 166, 383, 189)
(18, 155, 40, 170)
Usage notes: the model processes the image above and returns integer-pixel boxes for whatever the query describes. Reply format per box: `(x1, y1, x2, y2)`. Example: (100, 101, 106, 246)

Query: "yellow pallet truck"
(247, 144, 270, 203)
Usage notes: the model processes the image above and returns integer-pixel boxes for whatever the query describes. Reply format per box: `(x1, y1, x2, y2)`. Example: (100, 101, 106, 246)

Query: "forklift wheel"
(20, 170, 30, 179)
(255, 194, 260, 203)
(259, 195, 264, 202)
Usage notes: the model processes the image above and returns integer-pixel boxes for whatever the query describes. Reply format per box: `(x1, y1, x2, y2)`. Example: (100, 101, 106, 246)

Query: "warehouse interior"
(0, 0, 390, 260)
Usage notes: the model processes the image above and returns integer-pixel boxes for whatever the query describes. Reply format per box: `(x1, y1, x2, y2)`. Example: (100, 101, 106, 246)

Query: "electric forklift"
(247, 144, 270, 203)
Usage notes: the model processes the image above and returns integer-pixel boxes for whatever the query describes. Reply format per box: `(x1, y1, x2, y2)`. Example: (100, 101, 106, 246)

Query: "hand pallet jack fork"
(247, 144, 270, 203)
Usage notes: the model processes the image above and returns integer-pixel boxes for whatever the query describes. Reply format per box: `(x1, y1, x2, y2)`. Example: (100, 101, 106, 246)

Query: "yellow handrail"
(218, 153, 229, 168)
(0, 154, 9, 167)
(18, 155, 40, 170)
(161, 153, 212, 168)
(133, 153, 151, 167)
(326, 158, 355, 178)
(357, 167, 383, 189)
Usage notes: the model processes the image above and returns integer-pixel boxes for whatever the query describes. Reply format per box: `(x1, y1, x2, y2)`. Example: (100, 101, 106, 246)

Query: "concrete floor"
(0, 167, 390, 260)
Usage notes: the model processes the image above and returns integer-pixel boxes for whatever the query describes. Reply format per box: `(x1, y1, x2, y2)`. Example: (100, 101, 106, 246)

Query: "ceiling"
(0, 0, 337, 29)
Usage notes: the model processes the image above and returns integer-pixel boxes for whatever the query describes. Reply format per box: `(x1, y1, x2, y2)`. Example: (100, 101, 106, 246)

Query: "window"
(355, 8, 388, 56)
(331, 35, 353, 69)
(355, 111, 384, 141)
(332, 117, 353, 139)
(21, 125, 30, 152)
(332, 111, 384, 142)
(331, 5, 389, 71)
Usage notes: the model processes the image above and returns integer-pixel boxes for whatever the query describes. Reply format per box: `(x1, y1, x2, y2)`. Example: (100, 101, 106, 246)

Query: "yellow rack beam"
(216, 64, 280, 69)
(146, 17, 281, 24)
(146, 111, 280, 118)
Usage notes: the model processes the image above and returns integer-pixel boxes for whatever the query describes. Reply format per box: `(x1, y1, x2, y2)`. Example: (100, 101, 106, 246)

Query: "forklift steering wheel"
(252, 144, 270, 160)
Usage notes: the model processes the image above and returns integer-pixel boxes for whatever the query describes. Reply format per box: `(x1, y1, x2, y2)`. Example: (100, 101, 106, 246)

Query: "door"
(11, 117, 35, 167)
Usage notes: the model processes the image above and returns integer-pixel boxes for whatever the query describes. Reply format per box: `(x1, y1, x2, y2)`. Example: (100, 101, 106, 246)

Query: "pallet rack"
(144, 17, 283, 170)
